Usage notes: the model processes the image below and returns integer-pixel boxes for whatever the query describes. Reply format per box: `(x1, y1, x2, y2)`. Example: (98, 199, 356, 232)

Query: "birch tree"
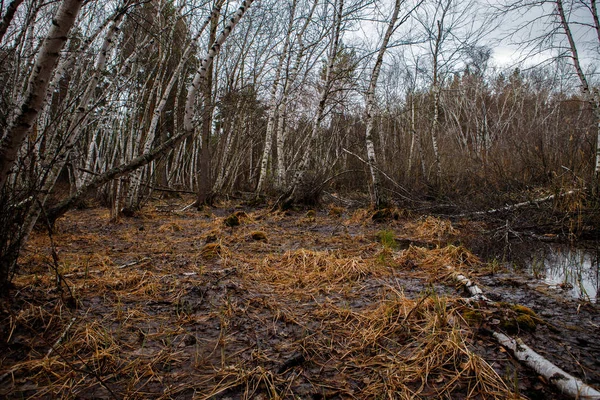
(282, 0, 345, 205)
(0, 0, 84, 191)
(46, 0, 256, 223)
(555, 0, 600, 185)
(196, 5, 219, 206)
(363, 0, 419, 207)
(0, 0, 25, 43)
(256, 0, 297, 195)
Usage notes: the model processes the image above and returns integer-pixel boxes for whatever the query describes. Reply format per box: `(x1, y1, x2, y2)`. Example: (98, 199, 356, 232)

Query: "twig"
(118, 257, 150, 269)
(458, 189, 580, 217)
(37, 198, 76, 302)
(46, 317, 76, 357)
(18, 319, 120, 400)
(342, 148, 415, 202)
(402, 292, 431, 325)
(178, 201, 196, 212)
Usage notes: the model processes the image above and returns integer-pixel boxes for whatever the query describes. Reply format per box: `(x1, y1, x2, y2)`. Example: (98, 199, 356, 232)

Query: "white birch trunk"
(493, 333, 600, 399)
(364, 0, 403, 207)
(0, 0, 25, 43)
(124, 2, 219, 208)
(449, 265, 600, 399)
(556, 0, 600, 181)
(429, 18, 444, 184)
(184, 1, 254, 134)
(256, 0, 298, 194)
(285, 0, 344, 202)
(407, 94, 416, 176)
(275, 108, 287, 188)
(274, 0, 319, 189)
(45, 0, 255, 222)
(0, 0, 84, 191)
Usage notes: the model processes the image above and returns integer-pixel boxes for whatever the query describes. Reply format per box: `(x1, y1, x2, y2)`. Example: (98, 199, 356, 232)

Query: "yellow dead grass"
(395, 244, 481, 277)
(2, 201, 522, 399)
(246, 249, 386, 296)
(405, 216, 459, 242)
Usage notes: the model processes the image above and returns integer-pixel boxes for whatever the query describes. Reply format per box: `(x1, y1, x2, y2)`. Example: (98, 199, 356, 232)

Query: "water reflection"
(527, 246, 599, 302)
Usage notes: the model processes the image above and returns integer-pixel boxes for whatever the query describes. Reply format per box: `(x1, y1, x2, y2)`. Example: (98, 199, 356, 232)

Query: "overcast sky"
(350, 0, 598, 77)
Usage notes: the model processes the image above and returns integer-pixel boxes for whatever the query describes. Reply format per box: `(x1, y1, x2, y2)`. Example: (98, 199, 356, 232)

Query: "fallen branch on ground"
(460, 190, 579, 217)
(47, 317, 76, 357)
(447, 264, 600, 399)
(494, 332, 600, 399)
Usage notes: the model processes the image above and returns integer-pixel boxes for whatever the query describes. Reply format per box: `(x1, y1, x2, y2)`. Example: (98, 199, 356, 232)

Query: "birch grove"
(0, 0, 84, 191)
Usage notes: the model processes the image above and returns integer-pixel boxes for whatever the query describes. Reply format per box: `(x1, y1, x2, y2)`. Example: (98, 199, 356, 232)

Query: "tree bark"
(196, 11, 219, 206)
(274, 0, 319, 189)
(256, 0, 298, 195)
(0, 0, 84, 191)
(46, 129, 192, 224)
(430, 19, 443, 185)
(284, 0, 344, 204)
(556, 0, 600, 183)
(47, 0, 255, 222)
(364, 0, 405, 207)
(0, 0, 25, 43)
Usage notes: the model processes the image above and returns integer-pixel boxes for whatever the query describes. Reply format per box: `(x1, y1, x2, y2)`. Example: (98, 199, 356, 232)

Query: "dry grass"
(404, 216, 459, 243)
(0, 200, 522, 399)
(395, 244, 481, 277)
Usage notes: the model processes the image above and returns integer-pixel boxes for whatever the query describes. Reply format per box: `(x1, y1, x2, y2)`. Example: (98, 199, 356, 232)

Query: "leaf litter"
(1, 198, 598, 399)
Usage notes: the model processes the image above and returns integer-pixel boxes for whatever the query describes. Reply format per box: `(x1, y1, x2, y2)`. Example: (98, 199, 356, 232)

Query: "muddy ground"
(0, 198, 598, 399)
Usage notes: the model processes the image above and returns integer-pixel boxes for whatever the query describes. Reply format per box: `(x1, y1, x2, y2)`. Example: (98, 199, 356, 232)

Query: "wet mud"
(1, 200, 598, 399)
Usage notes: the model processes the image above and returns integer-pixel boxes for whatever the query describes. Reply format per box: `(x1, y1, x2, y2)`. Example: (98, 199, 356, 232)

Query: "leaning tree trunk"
(196, 11, 219, 206)
(20, 7, 129, 246)
(0, 0, 25, 44)
(364, 0, 405, 208)
(284, 0, 344, 204)
(47, 0, 256, 223)
(0, 0, 84, 192)
(556, 0, 600, 188)
(124, 1, 223, 212)
(256, 0, 298, 195)
(42, 8, 127, 190)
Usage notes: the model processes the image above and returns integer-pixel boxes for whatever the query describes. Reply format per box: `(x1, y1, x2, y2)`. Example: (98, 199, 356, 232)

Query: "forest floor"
(1, 197, 599, 399)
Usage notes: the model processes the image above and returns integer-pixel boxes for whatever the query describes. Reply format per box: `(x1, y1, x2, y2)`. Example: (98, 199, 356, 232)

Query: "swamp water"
(527, 245, 599, 302)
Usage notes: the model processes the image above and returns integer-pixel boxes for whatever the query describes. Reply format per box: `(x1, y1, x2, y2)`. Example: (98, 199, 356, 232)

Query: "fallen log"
(460, 189, 579, 217)
(447, 265, 600, 399)
(493, 332, 600, 399)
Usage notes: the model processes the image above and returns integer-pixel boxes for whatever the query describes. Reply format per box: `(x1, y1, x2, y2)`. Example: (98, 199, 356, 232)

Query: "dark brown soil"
(0, 198, 598, 399)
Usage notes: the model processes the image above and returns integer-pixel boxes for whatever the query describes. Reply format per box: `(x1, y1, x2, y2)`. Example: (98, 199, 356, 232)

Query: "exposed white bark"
(46, 0, 256, 221)
(556, 0, 600, 179)
(0, 0, 25, 43)
(449, 265, 600, 399)
(0, 0, 84, 191)
(256, 0, 297, 194)
(364, 0, 405, 207)
(460, 189, 579, 217)
(274, 0, 319, 189)
(494, 332, 600, 399)
(125, 2, 222, 209)
(285, 0, 344, 202)
(447, 266, 491, 302)
(184, 0, 254, 134)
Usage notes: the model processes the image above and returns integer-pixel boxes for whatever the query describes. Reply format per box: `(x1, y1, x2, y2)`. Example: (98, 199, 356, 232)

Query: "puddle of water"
(528, 245, 599, 302)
